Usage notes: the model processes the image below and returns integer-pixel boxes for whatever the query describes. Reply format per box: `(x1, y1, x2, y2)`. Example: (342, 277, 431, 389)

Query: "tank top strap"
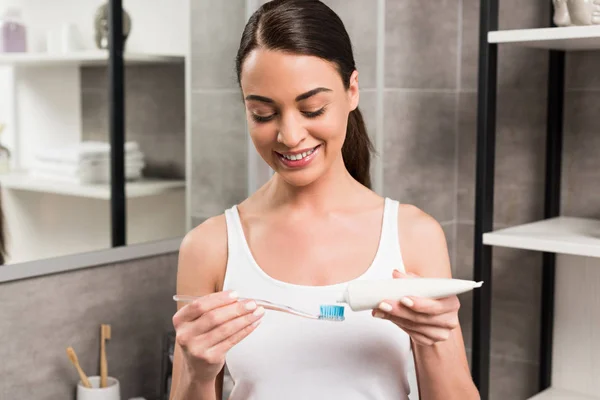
(371, 198, 407, 275)
(224, 205, 244, 264)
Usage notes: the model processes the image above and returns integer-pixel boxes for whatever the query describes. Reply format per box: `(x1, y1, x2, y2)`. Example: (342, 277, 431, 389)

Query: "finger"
(379, 294, 459, 317)
(205, 306, 265, 349)
(392, 269, 420, 279)
(408, 295, 460, 315)
(173, 291, 239, 326)
(190, 299, 259, 337)
(396, 321, 453, 343)
(380, 311, 459, 331)
(376, 299, 458, 329)
(208, 319, 263, 358)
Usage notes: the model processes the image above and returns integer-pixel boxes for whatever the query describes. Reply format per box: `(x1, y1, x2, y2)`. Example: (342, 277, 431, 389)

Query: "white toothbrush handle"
(339, 278, 483, 311)
(172, 295, 320, 320)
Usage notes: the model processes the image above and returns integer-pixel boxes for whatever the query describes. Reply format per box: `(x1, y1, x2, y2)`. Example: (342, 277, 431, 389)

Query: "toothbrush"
(336, 277, 484, 311)
(173, 295, 345, 321)
(66, 346, 92, 388)
(100, 324, 111, 388)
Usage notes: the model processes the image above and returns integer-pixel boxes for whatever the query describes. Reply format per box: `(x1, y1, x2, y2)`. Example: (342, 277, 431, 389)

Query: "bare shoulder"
(176, 214, 228, 296)
(397, 204, 446, 243)
(397, 204, 452, 278)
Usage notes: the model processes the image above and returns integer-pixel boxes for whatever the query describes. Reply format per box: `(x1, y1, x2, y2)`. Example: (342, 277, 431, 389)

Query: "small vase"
(553, 0, 572, 26)
(567, 0, 600, 25)
(93, 2, 132, 50)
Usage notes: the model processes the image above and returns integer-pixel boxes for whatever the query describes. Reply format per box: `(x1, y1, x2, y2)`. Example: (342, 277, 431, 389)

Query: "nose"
(277, 111, 307, 149)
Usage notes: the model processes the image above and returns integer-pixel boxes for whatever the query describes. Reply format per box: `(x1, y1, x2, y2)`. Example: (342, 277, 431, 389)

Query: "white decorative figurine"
(567, 0, 600, 25)
(554, 0, 600, 26)
(553, 0, 572, 26)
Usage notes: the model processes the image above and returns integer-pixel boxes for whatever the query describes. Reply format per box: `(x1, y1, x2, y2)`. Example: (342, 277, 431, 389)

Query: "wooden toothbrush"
(100, 324, 111, 388)
(66, 346, 92, 388)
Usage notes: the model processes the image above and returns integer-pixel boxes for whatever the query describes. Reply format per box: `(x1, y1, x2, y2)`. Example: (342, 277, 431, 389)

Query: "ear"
(348, 70, 360, 111)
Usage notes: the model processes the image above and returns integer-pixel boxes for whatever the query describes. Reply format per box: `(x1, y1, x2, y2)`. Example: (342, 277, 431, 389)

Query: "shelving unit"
(483, 217, 600, 258)
(0, 0, 189, 262)
(472, 2, 600, 400)
(0, 50, 184, 67)
(488, 25, 600, 50)
(0, 171, 184, 200)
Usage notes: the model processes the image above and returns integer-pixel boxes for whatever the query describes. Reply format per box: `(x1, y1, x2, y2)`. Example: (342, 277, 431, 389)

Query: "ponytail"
(342, 107, 374, 188)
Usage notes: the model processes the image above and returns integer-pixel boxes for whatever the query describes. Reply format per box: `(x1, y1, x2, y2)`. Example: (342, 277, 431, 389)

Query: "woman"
(171, 1, 479, 399)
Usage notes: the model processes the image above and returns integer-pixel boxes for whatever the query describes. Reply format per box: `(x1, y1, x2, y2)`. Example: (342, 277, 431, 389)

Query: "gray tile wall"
(382, 0, 460, 264)
(0, 253, 178, 400)
(81, 64, 186, 179)
(190, 0, 248, 223)
(561, 87, 600, 218)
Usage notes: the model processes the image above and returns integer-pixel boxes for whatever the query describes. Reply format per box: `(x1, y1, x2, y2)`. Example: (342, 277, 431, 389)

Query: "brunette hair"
(235, 0, 374, 188)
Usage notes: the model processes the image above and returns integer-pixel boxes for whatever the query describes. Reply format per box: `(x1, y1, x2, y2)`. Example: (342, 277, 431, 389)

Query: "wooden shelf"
(0, 171, 185, 199)
(529, 387, 600, 400)
(488, 26, 600, 50)
(0, 50, 184, 67)
(482, 217, 600, 258)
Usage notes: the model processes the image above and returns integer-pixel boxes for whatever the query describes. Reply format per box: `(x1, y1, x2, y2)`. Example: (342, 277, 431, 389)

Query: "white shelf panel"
(483, 217, 600, 258)
(0, 50, 184, 67)
(488, 26, 600, 50)
(0, 171, 185, 199)
(529, 387, 600, 400)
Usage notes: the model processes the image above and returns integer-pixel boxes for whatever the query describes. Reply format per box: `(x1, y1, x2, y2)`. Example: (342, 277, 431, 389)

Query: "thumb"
(392, 269, 420, 279)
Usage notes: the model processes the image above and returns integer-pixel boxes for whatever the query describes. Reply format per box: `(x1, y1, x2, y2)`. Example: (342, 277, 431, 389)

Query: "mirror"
(0, 0, 188, 266)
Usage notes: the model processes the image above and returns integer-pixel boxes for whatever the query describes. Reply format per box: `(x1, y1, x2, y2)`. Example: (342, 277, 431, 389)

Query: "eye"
(251, 111, 277, 123)
(302, 107, 326, 119)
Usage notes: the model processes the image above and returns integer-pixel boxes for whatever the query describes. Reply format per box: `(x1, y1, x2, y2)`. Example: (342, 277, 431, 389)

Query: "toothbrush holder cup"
(77, 376, 121, 400)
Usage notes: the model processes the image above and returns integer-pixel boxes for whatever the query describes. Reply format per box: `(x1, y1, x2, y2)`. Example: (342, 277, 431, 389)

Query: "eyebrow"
(244, 87, 332, 104)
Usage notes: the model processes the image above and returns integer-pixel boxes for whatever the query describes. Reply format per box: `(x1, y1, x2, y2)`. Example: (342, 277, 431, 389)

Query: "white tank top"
(222, 198, 417, 399)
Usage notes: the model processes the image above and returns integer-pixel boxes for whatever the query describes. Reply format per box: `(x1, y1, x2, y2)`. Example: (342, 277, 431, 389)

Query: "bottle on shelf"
(0, 7, 27, 53)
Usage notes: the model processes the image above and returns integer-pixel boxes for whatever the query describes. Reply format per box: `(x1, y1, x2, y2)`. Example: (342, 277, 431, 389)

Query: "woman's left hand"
(372, 270, 461, 346)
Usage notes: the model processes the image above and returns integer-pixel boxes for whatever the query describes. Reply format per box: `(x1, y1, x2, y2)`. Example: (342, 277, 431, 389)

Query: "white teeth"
(282, 147, 316, 161)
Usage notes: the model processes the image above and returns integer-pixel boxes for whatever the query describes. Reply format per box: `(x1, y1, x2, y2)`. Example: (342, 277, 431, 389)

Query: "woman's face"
(240, 49, 359, 187)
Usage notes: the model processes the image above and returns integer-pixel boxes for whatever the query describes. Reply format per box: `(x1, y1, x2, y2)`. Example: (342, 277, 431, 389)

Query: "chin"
(274, 167, 325, 187)
(278, 170, 320, 187)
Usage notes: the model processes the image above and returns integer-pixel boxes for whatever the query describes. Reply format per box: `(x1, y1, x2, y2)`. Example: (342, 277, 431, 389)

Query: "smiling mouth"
(277, 145, 320, 161)
(275, 144, 322, 168)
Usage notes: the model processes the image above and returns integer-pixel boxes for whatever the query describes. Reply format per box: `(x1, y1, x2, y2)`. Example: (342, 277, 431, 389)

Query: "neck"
(263, 155, 363, 212)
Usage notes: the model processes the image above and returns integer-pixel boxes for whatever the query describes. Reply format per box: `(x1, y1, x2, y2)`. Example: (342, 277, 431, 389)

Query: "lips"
(276, 145, 321, 168)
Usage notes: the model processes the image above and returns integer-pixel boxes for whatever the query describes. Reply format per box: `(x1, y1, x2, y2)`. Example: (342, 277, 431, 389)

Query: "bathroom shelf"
(0, 50, 184, 67)
(474, 3, 600, 399)
(488, 26, 600, 50)
(483, 217, 600, 258)
(0, 171, 185, 199)
(528, 387, 600, 400)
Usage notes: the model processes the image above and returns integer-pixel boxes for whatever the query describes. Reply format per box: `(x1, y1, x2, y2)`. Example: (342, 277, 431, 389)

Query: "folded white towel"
(31, 158, 145, 177)
(35, 141, 141, 164)
(30, 164, 144, 184)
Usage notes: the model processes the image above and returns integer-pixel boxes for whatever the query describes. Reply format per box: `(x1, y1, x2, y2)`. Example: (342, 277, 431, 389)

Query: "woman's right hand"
(172, 291, 265, 384)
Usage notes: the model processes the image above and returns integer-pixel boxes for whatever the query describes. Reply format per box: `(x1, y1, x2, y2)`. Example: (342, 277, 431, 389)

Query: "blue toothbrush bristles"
(319, 305, 345, 321)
